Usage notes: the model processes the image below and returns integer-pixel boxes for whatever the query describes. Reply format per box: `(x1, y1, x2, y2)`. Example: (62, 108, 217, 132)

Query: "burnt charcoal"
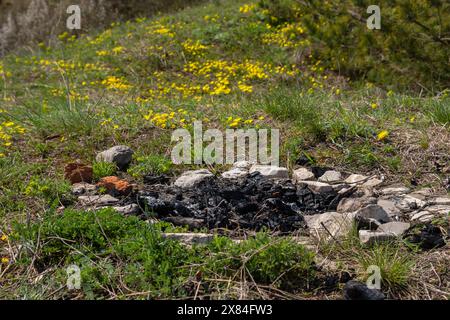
(311, 166, 332, 178)
(343, 280, 385, 300)
(138, 172, 336, 231)
(143, 174, 171, 185)
(405, 223, 446, 250)
(138, 194, 172, 215)
(296, 154, 313, 166)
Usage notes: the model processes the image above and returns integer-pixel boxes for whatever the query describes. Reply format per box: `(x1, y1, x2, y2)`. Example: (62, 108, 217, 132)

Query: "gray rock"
(345, 174, 368, 184)
(292, 167, 315, 182)
(232, 161, 253, 169)
(305, 212, 356, 240)
(249, 165, 289, 179)
(410, 211, 435, 223)
(337, 197, 376, 213)
(378, 221, 410, 236)
(318, 170, 342, 183)
(429, 197, 450, 206)
(332, 183, 351, 193)
(113, 204, 140, 215)
(377, 199, 401, 218)
(297, 181, 333, 193)
(71, 182, 96, 195)
(380, 186, 410, 196)
(78, 194, 119, 207)
(221, 167, 248, 179)
(355, 204, 391, 224)
(162, 233, 213, 245)
(391, 195, 426, 212)
(424, 205, 450, 215)
(174, 169, 214, 189)
(359, 230, 396, 245)
(96, 145, 133, 170)
(363, 178, 383, 188)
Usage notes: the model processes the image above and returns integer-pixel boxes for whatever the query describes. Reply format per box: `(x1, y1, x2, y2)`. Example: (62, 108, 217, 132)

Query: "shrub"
(259, 0, 450, 91)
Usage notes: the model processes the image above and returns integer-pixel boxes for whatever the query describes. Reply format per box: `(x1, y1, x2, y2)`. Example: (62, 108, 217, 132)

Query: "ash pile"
(138, 169, 340, 232)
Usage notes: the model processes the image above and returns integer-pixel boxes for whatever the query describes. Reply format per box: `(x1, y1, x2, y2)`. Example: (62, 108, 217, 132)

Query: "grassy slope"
(0, 0, 449, 299)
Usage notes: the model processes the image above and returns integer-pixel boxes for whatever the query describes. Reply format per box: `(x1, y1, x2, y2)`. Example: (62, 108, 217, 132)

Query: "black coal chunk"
(343, 280, 385, 300)
(404, 223, 446, 250)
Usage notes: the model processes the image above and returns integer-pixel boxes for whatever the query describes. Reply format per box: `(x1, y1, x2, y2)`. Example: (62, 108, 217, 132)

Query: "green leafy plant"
(92, 161, 118, 180)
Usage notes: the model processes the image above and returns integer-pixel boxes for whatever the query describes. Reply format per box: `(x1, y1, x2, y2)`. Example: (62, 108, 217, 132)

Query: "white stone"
(430, 197, 450, 205)
(392, 195, 426, 212)
(410, 211, 435, 223)
(378, 221, 410, 236)
(380, 186, 410, 196)
(232, 161, 253, 169)
(96, 145, 133, 170)
(377, 199, 401, 218)
(359, 230, 396, 245)
(162, 233, 213, 245)
(355, 204, 391, 223)
(363, 178, 383, 188)
(249, 165, 289, 179)
(305, 212, 356, 240)
(71, 182, 96, 195)
(297, 181, 333, 193)
(318, 170, 342, 183)
(292, 167, 315, 182)
(174, 169, 214, 189)
(345, 174, 368, 184)
(78, 194, 119, 206)
(337, 197, 376, 213)
(221, 167, 248, 179)
(425, 205, 450, 215)
(113, 204, 140, 215)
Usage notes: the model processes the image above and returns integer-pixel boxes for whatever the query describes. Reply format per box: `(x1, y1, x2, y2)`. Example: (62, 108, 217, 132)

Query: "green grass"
(0, 0, 448, 300)
(92, 161, 118, 180)
(7, 208, 316, 299)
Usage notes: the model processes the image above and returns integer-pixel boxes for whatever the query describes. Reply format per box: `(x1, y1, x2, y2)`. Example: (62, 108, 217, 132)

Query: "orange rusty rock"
(97, 176, 132, 195)
(64, 163, 93, 184)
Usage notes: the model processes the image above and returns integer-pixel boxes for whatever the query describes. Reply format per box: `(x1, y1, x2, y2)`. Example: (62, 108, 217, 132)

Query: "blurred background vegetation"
(0, 0, 204, 56)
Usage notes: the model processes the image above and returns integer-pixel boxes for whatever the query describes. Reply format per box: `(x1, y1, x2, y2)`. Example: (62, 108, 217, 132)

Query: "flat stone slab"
(380, 186, 410, 196)
(429, 197, 450, 205)
(221, 167, 248, 179)
(355, 204, 391, 224)
(162, 233, 213, 245)
(378, 221, 410, 236)
(363, 178, 383, 188)
(318, 170, 342, 183)
(174, 169, 214, 188)
(113, 204, 140, 215)
(305, 212, 356, 240)
(359, 230, 396, 245)
(410, 211, 435, 223)
(377, 199, 401, 218)
(249, 165, 289, 179)
(71, 182, 96, 196)
(78, 194, 119, 207)
(292, 167, 315, 182)
(345, 174, 368, 184)
(337, 197, 376, 213)
(297, 181, 333, 193)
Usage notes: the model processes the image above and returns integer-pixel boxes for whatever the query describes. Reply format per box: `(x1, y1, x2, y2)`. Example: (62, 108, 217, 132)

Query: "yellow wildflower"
(376, 130, 389, 141)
